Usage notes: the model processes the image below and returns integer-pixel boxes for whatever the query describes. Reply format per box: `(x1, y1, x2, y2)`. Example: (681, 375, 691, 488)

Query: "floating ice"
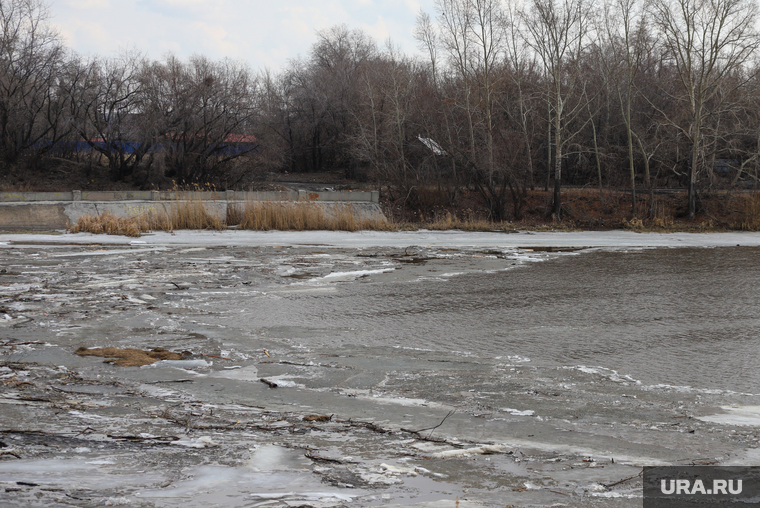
(697, 406, 760, 426)
(644, 383, 739, 395)
(53, 247, 166, 257)
(379, 463, 418, 476)
(356, 395, 435, 407)
(501, 408, 535, 416)
(317, 268, 395, 281)
(143, 359, 210, 369)
(103, 496, 131, 505)
(565, 365, 642, 384)
(170, 436, 218, 448)
(260, 374, 300, 388)
(591, 489, 641, 498)
(250, 492, 356, 502)
(431, 444, 510, 459)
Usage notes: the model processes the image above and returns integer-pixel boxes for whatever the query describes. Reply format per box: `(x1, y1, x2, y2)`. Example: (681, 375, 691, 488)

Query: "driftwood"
(304, 451, 356, 464)
(603, 469, 643, 488)
(401, 410, 456, 440)
(417, 410, 455, 434)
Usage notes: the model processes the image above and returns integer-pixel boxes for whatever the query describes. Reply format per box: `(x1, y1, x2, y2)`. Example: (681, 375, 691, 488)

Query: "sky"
(48, 0, 437, 72)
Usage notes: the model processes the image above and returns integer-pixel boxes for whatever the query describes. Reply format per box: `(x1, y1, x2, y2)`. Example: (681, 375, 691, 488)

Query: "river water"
(2, 232, 760, 507)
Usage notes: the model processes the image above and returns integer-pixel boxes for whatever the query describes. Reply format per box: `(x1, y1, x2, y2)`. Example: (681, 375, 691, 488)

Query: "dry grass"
(67, 189, 760, 236)
(72, 200, 389, 236)
(69, 210, 171, 237)
(419, 211, 517, 232)
(232, 201, 389, 231)
(69, 199, 223, 237)
(169, 200, 224, 230)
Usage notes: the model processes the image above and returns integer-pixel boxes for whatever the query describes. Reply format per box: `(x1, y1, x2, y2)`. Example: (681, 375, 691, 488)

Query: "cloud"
(405, 0, 422, 14)
(64, 0, 111, 8)
(361, 16, 391, 44)
(52, 18, 113, 58)
(192, 21, 239, 58)
(48, 0, 437, 70)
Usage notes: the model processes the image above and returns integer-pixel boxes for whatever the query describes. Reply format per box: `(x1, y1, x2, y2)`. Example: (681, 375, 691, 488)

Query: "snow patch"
(143, 359, 211, 369)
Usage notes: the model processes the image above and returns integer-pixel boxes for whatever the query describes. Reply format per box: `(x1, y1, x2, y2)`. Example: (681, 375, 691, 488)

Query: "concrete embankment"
(0, 189, 383, 230)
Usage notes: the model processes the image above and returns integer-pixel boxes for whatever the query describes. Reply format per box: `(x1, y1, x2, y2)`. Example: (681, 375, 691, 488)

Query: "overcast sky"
(48, 0, 436, 71)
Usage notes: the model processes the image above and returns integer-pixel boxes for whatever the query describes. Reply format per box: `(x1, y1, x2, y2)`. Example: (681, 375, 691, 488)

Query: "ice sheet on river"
(2, 230, 760, 507)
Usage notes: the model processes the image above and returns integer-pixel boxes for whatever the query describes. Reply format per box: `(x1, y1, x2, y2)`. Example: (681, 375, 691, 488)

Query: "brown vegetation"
(66, 188, 760, 236)
(69, 199, 391, 236)
(69, 211, 169, 237)
(75, 347, 185, 367)
(231, 201, 389, 231)
(384, 187, 760, 232)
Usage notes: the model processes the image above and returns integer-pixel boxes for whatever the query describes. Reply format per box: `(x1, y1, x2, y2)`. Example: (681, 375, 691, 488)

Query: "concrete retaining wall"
(0, 190, 379, 203)
(0, 190, 384, 230)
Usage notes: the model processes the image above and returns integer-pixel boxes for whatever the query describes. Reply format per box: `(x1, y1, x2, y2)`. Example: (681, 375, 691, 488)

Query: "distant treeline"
(4, 0, 760, 219)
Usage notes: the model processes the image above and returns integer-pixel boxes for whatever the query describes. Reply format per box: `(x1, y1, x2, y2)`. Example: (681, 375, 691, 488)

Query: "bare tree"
(649, 0, 760, 218)
(424, 0, 516, 220)
(152, 55, 259, 185)
(350, 43, 425, 201)
(68, 52, 148, 181)
(0, 0, 66, 167)
(523, 0, 593, 218)
(599, 0, 640, 213)
(504, 1, 541, 197)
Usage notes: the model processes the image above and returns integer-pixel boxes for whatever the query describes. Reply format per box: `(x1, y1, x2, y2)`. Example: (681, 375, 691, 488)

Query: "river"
(1, 230, 759, 507)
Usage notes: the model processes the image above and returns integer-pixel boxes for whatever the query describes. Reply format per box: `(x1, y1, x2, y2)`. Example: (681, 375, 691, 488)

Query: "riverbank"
(3, 169, 760, 232)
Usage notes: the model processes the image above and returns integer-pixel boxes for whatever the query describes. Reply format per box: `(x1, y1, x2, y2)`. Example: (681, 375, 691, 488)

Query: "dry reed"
(421, 211, 514, 231)
(234, 201, 388, 231)
(70, 199, 223, 237)
(69, 210, 171, 237)
(72, 199, 389, 236)
(169, 200, 224, 230)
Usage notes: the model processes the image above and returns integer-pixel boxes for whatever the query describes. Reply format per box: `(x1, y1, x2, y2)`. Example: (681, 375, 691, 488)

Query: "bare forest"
(4, 0, 760, 224)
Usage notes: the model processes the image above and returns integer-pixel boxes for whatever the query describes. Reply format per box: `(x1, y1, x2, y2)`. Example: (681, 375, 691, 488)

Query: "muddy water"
(1, 241, 760, 507)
